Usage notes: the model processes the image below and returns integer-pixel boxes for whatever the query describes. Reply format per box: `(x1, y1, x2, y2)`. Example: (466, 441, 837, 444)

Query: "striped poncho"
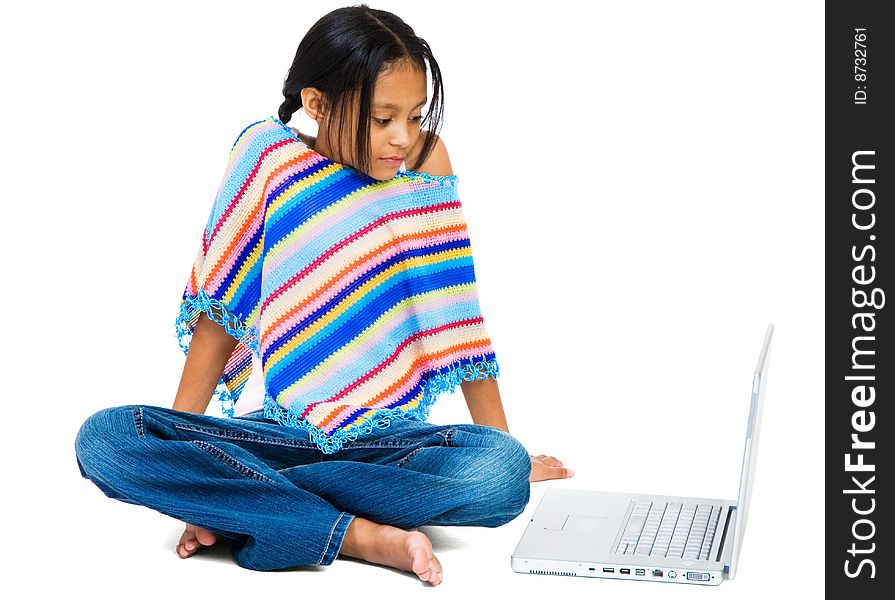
(175, 116, 500, 454)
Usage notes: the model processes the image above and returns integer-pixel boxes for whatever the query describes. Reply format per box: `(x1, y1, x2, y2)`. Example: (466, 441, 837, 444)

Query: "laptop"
(511, 323, 773, 586)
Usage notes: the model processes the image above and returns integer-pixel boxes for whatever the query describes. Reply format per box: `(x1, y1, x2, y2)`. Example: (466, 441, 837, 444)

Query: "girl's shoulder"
(287, 126, 317, 149)
(406, 131, 453, 178)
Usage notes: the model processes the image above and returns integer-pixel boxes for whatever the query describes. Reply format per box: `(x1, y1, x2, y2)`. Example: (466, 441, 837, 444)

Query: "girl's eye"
(373, 116, 424, 126)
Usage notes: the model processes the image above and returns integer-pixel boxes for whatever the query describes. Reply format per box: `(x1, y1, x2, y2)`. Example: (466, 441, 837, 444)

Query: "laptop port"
(652, 569, 664, 577)
(635, 569, 646, 576)
(620, 568, 631, 575)
(603, 567, 615, 573)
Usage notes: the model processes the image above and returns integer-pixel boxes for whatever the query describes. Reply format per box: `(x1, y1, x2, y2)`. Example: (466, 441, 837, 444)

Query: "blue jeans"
(74, 405, 532, 571)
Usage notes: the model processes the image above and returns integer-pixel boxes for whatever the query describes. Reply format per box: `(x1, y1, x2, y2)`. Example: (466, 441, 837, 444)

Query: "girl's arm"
(172, 312, 240, 414)
(461, 378, 510, 433)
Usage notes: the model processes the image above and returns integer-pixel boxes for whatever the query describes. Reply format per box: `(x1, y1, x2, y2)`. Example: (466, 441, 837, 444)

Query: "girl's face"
(320, 61, 428, 180)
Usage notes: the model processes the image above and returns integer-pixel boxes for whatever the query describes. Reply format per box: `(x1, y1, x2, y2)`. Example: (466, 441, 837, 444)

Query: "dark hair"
(277, 4, 445, 174)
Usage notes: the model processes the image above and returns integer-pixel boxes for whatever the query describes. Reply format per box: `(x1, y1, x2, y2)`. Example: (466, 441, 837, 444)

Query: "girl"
(74, 4, 573, 586)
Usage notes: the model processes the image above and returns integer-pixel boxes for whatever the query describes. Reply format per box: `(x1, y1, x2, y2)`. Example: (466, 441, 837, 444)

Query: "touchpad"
(565, 514, 609, 533)
(543, 513, 569, 530)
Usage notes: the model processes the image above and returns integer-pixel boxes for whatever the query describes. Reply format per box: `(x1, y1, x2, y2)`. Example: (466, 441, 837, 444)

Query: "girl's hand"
(529, 454, 575, 483)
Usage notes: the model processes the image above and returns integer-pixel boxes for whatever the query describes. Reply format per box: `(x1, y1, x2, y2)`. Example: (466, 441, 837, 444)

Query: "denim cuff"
(318, 512, 355, 565)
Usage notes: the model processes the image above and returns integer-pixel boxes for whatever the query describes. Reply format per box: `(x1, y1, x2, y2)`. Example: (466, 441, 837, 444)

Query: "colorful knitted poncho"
(175, 116, 500, 454)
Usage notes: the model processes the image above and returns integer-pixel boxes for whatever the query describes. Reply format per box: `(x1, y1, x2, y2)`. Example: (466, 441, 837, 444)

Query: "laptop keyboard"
(614, 501, 722, 561)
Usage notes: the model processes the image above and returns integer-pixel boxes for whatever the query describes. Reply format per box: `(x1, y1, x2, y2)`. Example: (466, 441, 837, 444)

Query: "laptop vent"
(529, 569, 577, 576)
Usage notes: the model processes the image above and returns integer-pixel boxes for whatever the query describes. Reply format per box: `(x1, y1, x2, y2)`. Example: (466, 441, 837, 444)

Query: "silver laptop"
(511, 323, 773, 586)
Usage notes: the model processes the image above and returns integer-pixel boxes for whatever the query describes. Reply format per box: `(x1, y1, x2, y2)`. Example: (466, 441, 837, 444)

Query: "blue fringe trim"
(261, 355, 500, 455)
(175, 289, 259, 416)
(394, 169, 458, 186)
(217, 388, 237, 419)
(175, 289, 259, 354)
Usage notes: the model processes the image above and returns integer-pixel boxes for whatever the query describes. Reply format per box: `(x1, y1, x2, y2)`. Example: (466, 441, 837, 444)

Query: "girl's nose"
(391, 124, 412, 147)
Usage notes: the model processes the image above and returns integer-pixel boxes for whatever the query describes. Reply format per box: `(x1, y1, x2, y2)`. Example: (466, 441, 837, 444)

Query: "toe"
(195, 528, 217, 546)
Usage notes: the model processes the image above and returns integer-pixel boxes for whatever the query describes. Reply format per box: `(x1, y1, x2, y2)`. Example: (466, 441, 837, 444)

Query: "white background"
(2, 1, 822, 597)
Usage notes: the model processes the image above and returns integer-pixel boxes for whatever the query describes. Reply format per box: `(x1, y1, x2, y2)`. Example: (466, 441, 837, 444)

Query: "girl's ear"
(300, 87, 327, 122)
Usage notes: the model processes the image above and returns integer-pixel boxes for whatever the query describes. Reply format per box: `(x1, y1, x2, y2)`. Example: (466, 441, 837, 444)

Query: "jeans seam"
(320, 512, 348, 565)
(396, 446, 427, 469)
(441, 427, 456, 447)
(190, 440, 276, 483)
(133, 407, 145, 438)
(174, 423, 316, 449)
(342, 442, 414, 449)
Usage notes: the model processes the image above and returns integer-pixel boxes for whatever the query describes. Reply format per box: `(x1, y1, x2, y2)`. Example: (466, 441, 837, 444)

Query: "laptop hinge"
(715, 505, 736, 564)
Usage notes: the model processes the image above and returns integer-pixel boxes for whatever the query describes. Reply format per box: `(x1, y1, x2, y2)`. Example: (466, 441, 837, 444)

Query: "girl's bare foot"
(339, 517, 443, 585)
(177, 522, 217, 558)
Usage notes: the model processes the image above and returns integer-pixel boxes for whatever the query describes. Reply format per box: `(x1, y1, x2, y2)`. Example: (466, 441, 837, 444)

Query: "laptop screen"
(728, 323, 774, 579)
